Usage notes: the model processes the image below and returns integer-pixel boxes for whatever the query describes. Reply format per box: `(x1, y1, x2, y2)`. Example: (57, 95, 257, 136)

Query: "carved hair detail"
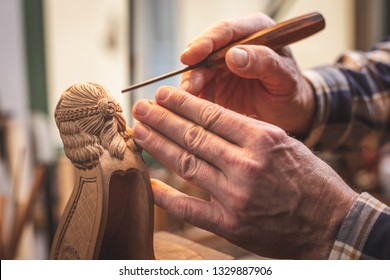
(55, 82, 132, 170)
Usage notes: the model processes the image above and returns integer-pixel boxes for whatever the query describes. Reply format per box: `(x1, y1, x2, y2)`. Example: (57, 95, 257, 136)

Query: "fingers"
(132, 98, 243, 172)
(225, 46, 297, 95)
(179, 13, 295, 98)
(180, 13, 275, 66)
(132, 121, 226, 197)
(153, 87, 256, 145)
(180, 67, 216, 96)
(131, 87, 261, 196)
(151, 179, 217, 229)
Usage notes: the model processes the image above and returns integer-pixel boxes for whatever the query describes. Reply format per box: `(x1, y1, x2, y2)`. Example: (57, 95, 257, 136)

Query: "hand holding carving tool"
(122, 12, 325, 93)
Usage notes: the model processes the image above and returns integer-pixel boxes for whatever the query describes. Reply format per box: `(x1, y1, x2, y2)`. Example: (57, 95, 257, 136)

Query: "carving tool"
(122, 12, 325, 93)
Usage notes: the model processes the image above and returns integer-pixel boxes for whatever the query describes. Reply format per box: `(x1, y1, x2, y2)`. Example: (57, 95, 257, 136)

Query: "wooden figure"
(50, 82, 154, 259)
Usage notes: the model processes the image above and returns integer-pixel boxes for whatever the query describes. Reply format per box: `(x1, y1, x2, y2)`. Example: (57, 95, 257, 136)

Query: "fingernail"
(133, 123, 150, 141)
(156, 87, 171, 102)
(182, 46, 191, 56)
(230, 48, 249, 68)
(134, 100, 150, 116)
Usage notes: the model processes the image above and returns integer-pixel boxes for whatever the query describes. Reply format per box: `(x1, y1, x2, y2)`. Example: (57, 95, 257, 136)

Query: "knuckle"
(255, 47, 278, 67)
(220, 146, 265, 179)
(214, 211, 243, 241)
(213, 20, 232, 34)
(152, 108, 169, 128)
(251, 124, 288, 147)
(175, 198, 193, 221)
(228, 187, 252, 210)
(199, 103, 224, 130)
(227, 216, 243, 235)
(255, 12, 273, 23)
(177, 151, 199, 181)
(183, 124, 206, 152)
(263, 125, 288, 144)
(172, 90, 188, 107)
(223, 152, 244, 168)
(155, 183, 170, 206)
(209, 20, 234, 43)
(264, 48, 280, 67)
(216, 19, 231, 29)
(240, 126, 290, 174)
(239, 157, 264, 178)
(148, 136, 165, 155)
(176, 199, 209, 225)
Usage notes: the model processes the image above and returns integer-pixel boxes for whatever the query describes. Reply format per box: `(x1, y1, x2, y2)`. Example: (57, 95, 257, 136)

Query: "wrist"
(285, 142, 359, 259)
(299, 169, 358, 259)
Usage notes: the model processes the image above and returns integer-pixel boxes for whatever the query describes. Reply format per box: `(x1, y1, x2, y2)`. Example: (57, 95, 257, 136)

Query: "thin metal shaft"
(121, 62, 202, 93)
(122, 12, 325, 94)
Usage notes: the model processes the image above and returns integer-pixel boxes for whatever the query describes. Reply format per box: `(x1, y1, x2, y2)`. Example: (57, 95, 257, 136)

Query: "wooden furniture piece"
(50, 82, 232, 260)
(50, 83, 154, 259)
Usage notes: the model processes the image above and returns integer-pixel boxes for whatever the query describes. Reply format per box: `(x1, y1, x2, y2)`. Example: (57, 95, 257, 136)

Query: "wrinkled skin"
(131, 13, 358, 259)
(179, 13, 314, 135)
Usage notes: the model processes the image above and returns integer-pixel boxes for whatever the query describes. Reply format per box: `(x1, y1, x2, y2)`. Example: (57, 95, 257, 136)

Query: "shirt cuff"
(329, 192, 390, 259)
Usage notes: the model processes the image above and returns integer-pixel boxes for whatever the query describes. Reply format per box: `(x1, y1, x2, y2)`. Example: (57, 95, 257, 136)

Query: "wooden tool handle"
(121, 12, 325, 93)
(206, 12, 325, 67)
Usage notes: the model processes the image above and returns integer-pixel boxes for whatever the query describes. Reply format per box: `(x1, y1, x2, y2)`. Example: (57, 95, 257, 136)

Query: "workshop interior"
(1, 0, 389, 259)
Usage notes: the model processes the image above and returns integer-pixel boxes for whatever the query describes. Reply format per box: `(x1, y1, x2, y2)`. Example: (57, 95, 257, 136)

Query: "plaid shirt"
(303, 37, 390, 259)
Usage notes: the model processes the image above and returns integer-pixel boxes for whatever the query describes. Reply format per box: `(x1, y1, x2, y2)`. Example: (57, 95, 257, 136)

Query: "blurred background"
(0, 0, 389, 259)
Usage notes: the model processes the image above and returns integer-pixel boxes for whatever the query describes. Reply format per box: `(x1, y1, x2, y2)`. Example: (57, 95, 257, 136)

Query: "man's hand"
(180, 13, 315, 135)
(132, 86, 357, 259)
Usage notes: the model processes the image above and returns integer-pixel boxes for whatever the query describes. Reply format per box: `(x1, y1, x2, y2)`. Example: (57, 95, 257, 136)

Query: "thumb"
(225, 46, 297, 95)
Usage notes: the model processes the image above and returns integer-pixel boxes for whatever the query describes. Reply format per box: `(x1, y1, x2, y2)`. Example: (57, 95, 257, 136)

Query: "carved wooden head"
(55, 82, 132, 170)
(52, 82, 155, 260)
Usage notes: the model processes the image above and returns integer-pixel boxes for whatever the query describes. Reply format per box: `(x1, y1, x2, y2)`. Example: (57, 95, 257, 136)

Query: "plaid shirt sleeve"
(303, 38, 390, 259)
(303, 38, 390, 150)
(329, 192, 390, 259)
